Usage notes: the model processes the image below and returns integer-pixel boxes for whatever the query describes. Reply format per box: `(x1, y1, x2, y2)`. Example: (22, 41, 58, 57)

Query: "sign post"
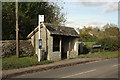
(38, 15, 44, 62)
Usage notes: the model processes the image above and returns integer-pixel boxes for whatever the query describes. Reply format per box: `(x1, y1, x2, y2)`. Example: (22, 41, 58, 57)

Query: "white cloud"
(65, 18, 108, 29)
(60, 0, 119, 2)
(80, 1, 118, 13)
(86, 20, 108, 28)
(103, 2, 118, 13)
(80, 2, 106, 7)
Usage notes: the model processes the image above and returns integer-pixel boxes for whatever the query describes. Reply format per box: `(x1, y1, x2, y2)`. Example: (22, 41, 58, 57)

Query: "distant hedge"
(96, 37, 119, 51)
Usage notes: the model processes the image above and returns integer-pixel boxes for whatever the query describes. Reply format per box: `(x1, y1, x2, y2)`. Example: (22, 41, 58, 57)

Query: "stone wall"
(2, 40, 34, 58)
(50, 51, 61, 61)
(47, 35, 53, 60)
(30, 26, 51, 60)
(69, 51, 78, 58)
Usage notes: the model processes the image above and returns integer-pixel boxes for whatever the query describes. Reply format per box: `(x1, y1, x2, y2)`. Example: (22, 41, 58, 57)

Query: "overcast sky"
(59, 0, 119, 29)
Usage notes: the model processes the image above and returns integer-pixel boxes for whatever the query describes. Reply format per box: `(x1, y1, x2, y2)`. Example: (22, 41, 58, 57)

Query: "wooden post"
(68, 39, 71, 59)
(60, 37, 62, 53)
(59, 37, 62, 59)
(16, 0, 19, 58)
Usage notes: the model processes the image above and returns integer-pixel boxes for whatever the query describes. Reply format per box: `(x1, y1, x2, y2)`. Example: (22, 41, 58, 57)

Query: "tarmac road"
(14, 58, 119, 78)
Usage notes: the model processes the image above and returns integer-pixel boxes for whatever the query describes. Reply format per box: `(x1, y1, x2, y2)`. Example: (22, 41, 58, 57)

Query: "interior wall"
(61, 37, 77, 52)
(62, 37, 69, 53)
(53, 36, 60, 51)
(70, 38, 76, 51)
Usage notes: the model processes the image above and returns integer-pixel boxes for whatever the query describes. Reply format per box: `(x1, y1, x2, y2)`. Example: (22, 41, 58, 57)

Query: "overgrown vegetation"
(2, 56, 54, 70)
(96, 37, 119, 51)
(78, 27, 98, 42)
(84, 42, 96, 48)
(78, 51, 118, 58)
(78, 23, 120, 52)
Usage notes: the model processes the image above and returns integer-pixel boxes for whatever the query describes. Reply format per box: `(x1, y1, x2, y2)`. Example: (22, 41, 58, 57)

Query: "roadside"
(2, 50, 119, 79)
(2, 50, 118, 70)
(14, 58, 118, 78)
(2, 57, 102, 79)
(78, 50, 118, 58)
(2, 57, 117, 79)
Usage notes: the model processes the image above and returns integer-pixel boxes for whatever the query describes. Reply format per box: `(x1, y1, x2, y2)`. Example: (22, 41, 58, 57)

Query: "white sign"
(39, 15, 44, 25)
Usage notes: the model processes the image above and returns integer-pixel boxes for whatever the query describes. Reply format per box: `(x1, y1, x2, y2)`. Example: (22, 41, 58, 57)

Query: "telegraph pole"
(16, 0, 19, 58)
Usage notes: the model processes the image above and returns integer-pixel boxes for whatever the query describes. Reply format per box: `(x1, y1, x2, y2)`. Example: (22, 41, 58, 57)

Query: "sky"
(3, 0, 118, 29)
(58, 0, 119, 29)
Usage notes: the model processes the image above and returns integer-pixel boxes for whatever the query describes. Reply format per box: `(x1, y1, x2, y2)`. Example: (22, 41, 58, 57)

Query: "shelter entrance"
(53, 36, 75, 60)
(61, 36, 69, 60)
(53, 36, 69, 60)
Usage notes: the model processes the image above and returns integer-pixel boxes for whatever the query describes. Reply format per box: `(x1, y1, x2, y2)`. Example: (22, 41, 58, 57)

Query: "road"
(14, 58, 119, 78)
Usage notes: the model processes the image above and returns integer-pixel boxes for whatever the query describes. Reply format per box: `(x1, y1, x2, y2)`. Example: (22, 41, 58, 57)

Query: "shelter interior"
(53, 35, 76, 60)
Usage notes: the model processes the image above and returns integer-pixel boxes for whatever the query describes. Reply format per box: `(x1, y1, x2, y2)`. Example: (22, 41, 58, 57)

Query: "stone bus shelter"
(27, 23, 79, 61)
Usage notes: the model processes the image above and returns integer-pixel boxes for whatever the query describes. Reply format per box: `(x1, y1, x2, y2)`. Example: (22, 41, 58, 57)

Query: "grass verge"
(84, 42, 96, 48)
(2, 56, 54, 70)
(78, 51, 118, 58)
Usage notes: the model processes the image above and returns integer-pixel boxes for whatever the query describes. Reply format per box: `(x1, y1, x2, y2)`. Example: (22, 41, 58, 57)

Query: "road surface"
(14, 58, 119, 78)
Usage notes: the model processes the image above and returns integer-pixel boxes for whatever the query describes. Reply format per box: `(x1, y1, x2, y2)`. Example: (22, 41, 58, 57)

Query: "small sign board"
(39, 39, 42, 49)
(92, 44, 101, 49)
(39, 15, 44, 23)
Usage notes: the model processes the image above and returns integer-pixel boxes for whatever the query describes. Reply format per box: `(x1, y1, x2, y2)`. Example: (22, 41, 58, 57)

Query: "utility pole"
(16, 0, 19, 58)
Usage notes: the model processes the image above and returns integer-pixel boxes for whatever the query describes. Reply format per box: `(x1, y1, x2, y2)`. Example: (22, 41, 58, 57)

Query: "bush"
(96, 37, 119, 51)
(91, 48, 103, 53)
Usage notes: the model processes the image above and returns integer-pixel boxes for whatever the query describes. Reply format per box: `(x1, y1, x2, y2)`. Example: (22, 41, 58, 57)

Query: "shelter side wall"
(47, 36, 53, 60)
(69, 38, 78, 58)
(50, 51, 61, 61)
(48, 36, 61, 61)
(41, 27, 47, 52)
(31, 31, 38, 55)
(31, 27, 50, 57)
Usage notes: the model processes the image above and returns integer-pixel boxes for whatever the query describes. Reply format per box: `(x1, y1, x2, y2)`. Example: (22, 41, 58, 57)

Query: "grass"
(78, 54, 90, 58)
(2, 56, 54, 70)
(84, 42, 96, 48)
(78, 51, 118, 59)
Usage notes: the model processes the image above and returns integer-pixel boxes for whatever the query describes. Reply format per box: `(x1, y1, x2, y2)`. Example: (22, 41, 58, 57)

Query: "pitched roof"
(27, 23, 79, 38)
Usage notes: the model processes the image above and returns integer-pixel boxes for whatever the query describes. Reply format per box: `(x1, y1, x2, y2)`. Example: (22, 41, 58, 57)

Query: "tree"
(105, 26, 119, 37)
(78, 27, 98, 42)
(2, 2, 66, 40)
(96, 24, 120, 51)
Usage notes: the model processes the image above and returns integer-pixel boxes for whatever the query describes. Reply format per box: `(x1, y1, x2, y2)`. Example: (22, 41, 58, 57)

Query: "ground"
(2, 50, 118, 70)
